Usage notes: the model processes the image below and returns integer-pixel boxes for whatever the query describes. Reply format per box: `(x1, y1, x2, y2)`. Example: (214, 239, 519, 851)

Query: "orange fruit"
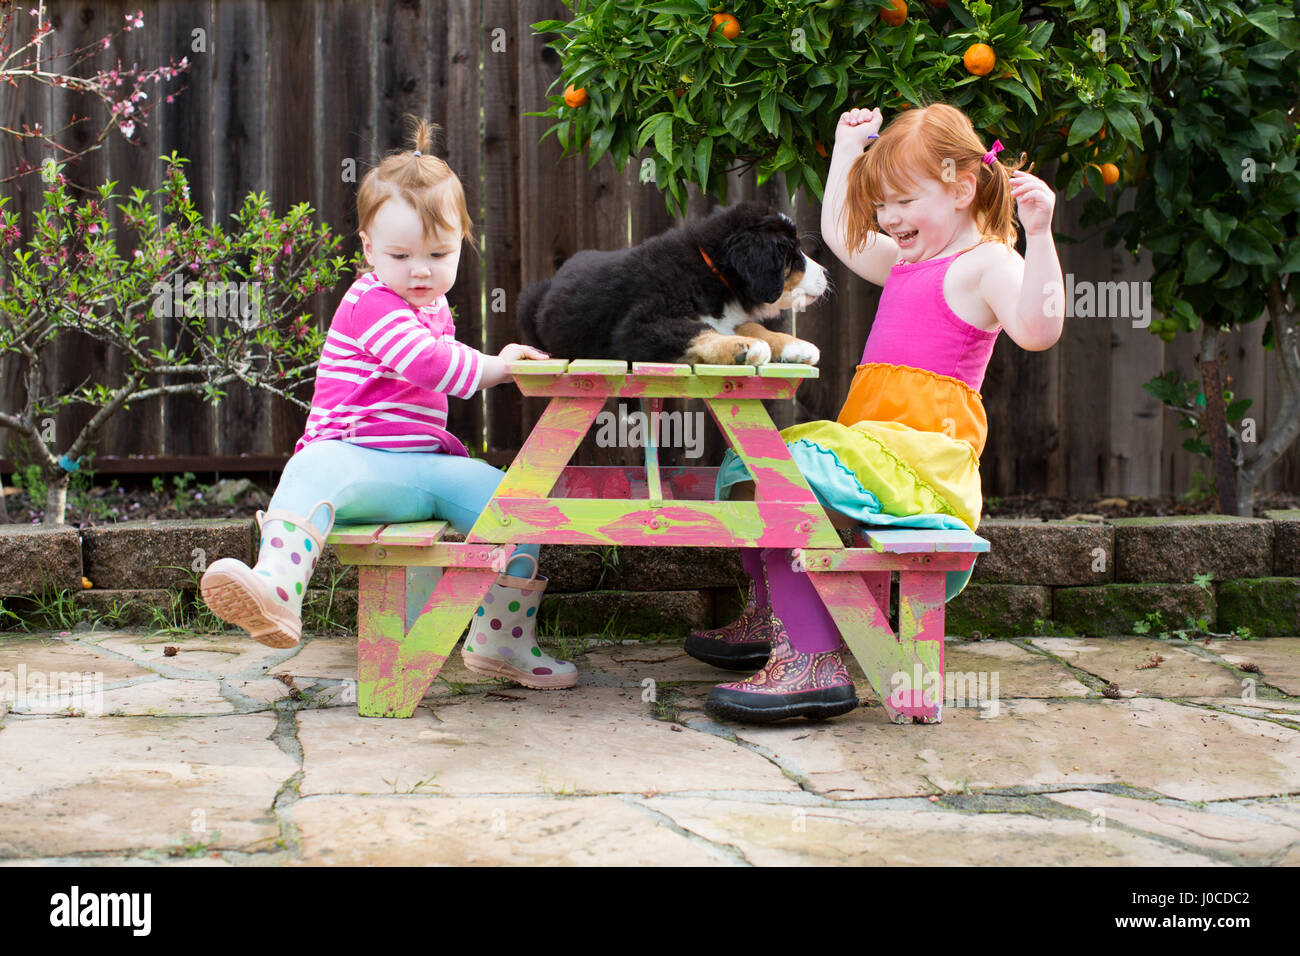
(963, 43, 996, 76)
(710, 13, 741, 39)
(564, 84, 588, 108)
(815, 140, 828, 158)
(1098, 162, 1119, 185)
(880, 0, 907, 26)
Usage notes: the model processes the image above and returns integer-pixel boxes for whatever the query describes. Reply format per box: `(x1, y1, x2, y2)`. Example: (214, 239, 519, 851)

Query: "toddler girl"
(200, 118, 577, 690)
(687, 102, 1064, 721)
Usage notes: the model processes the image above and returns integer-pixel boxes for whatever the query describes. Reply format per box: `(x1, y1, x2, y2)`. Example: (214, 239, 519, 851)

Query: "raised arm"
(821, 107, 900, 288)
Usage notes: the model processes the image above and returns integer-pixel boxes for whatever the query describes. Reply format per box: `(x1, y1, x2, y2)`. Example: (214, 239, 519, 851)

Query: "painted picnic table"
(325, 359, 988, 721)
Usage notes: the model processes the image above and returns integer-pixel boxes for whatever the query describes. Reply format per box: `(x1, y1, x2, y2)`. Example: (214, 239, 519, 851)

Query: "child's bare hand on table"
(481, 343, 551, 387)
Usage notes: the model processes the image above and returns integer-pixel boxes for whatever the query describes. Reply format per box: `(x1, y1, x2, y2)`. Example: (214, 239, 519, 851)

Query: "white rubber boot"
(461, 554, 577, 690)
(200, 501, 334, 648)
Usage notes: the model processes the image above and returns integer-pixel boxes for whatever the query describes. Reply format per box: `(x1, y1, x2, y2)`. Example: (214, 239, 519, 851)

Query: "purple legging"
(739, 546, 842, 654)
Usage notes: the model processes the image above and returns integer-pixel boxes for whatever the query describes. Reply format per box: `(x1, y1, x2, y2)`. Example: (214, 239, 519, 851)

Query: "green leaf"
(759, 92, 779, 135)
(1103, 105, 1142, 148)
(1067, 109, 1105, 146)
(991, 76, 1037, 114)
(1225, 225, 1278, 266)
(1182, 234, 1223, 285)
(1279, 240, 1300, 275)
(1200, 210, 1237, 248)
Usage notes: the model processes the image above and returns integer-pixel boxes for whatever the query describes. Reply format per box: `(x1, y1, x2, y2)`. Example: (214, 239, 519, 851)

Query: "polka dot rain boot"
(200, 501, 335, 649)
(461, 554, 577, 690)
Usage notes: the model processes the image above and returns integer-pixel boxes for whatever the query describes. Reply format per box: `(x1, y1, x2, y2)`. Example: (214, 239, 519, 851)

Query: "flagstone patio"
(0, 628, 1296, 866)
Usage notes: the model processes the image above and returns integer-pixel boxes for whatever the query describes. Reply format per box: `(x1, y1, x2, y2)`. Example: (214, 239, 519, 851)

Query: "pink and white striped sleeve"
(350, 289, 484, 398)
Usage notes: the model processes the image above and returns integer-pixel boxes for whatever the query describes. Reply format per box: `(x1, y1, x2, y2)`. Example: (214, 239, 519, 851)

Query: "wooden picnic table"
(326, 360, 987, 721)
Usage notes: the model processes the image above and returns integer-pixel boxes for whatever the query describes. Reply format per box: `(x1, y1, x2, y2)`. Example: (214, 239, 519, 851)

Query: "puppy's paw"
(736, 338, 772, 366)
(779, 338, 820, 366)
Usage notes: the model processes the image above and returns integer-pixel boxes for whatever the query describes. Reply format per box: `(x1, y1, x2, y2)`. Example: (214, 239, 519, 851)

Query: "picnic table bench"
(325, 360, 989, 722)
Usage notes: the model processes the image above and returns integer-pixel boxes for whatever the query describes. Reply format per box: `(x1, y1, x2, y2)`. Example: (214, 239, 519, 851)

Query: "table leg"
(356, 565, 496, 718)
(806, 569, 943, 724)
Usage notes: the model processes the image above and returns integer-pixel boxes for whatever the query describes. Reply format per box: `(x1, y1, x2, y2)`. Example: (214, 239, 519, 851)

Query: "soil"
(2, 475, 1298, 528)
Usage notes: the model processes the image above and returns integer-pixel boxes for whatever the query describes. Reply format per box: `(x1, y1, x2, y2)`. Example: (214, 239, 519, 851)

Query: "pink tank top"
(859, 246, 1001, 392)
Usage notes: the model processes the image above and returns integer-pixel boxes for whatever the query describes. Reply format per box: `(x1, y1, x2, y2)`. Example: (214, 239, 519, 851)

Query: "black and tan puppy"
(516, 201, 828, 367)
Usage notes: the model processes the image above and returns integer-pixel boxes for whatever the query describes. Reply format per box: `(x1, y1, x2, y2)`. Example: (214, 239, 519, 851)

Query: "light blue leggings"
(268, 440, 539, 613)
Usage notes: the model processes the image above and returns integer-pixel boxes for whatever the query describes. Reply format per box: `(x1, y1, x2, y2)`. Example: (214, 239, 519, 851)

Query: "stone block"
(82, 519, 254, 589)
(1053, 583, 1216, 636)
(1111, 515, 1273, 583)
(972, 519, 1113, 585)
(0, 525, 82, 595)
(1215, 577, 1300, 637)
(945, 584, 1051, 637)
(1267, 510, 1300, 577)
(540, 589, 710, 637)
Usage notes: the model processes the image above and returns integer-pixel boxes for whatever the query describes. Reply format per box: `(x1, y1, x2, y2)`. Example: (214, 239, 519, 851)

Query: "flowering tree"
(0, 155, 363, 524)
(1, 3, 189, 185)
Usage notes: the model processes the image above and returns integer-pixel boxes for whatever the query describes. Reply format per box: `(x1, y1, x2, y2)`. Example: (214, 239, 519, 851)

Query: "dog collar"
(698, 245, 737, 296)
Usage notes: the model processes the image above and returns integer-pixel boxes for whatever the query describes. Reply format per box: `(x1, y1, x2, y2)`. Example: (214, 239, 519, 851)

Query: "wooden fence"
(1, 0, 1296, 497)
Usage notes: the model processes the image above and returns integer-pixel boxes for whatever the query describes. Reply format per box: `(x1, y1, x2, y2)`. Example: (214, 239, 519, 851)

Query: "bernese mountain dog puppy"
(516, 201, 828, 367)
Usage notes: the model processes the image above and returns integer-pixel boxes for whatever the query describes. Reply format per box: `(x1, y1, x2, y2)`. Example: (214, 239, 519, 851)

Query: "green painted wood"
(641, 397, 664, 507)
(566, 358, 629, 374)
(693, 364, 756, 376)
(512, 375, 800, 400)
(324, 521, 450, 547)
(336, 542, 513, 569)
(756, 364, 819, 378)
(507, 359, 569, 375)
(480, 497, 842, 547)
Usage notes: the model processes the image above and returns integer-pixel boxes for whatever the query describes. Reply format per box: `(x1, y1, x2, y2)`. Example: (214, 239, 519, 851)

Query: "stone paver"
(642, 796, 1223, 866)
(1044, 792, 1299, 864)
(292, 795, 726, 865)
(0, 634, 151, 684)
(0, 714, 294, 857)
(0, 626, 1295, 865)
(297, 689, 800, 797)
(1203, 638, 1300, 696)
(1029, 637, 1243, 697)
(948, 639, 1091, 698)
(694, 698, 1300, 801)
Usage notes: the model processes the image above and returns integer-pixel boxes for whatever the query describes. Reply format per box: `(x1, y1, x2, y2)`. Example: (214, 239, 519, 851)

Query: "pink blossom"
(102, 36, 111, 50)
(88, 224, 99, 235)
(119, 120, 135, 138)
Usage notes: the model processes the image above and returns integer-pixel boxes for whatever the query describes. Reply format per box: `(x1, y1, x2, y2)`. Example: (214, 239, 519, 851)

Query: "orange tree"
(532, 0, 1299, 514)
(1095, 2, 1299, 516)
(531, 0, 1168, 211)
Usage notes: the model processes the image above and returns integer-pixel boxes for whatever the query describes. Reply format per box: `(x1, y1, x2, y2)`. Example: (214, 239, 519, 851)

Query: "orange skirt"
(835, 363, 989, 458)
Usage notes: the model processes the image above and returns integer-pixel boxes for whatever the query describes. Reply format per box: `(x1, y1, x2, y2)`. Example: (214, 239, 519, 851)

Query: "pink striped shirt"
(295, 271, 485, 456)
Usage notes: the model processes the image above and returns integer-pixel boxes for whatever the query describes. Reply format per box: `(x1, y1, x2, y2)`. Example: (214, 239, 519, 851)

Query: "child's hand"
(497, 343, 549, 363)
(1009, 169, 1056, 237)
(835, 107, 882, 153)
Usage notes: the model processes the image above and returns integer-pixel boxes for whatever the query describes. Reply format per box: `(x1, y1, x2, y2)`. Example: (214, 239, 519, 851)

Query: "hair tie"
(412, 150, 422, 157)
(983, 140, 1003, 165)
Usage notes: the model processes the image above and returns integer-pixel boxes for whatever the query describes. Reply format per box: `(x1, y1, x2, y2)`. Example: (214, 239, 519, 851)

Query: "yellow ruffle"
(780, 419, 984, 532)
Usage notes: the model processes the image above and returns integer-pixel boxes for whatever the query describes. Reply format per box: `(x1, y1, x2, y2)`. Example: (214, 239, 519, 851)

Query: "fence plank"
(210, 0, 269, 459)
(444, 0, 484, 458)
(483, 0, 523, 457)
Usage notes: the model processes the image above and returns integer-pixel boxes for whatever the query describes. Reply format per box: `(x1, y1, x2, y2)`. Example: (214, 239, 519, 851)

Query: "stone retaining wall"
(1, 512, 1296, 637)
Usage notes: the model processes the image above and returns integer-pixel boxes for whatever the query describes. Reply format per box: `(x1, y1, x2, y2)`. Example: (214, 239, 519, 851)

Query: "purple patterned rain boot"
(705, 618, 858, 722)
(705, 547, 858, 722)
(684, 548, 776, 671)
